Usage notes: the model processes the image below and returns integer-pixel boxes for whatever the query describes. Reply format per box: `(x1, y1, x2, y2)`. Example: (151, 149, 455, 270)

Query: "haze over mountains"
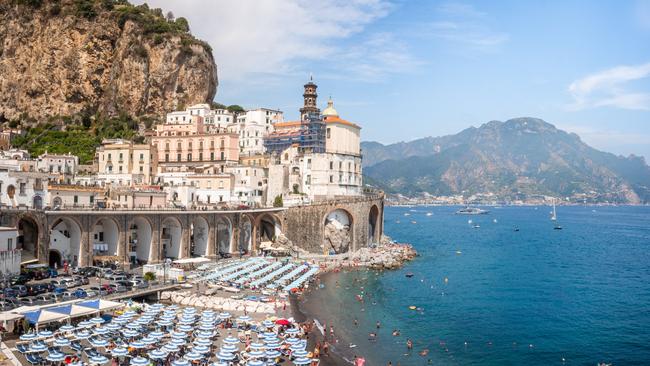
(362, 118, 650, 204)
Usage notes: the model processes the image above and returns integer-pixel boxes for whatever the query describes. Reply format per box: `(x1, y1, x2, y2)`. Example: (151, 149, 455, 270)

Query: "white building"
(0, 171, 48, 209)
(167, 104, 236, 131)
(225, 165, 267, 206)
(0, 227, 20, 277)
(237, 108, 283, 134)
(36, 152, 79, 176)
(230, 121, 267, 156)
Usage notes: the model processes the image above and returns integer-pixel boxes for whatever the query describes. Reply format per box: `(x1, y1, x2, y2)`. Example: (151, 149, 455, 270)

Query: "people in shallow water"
(407, 339, 413, 350)
(368, 332, 377, 341)
(376, 321, 381, 329)
(392, 329, 400, 336)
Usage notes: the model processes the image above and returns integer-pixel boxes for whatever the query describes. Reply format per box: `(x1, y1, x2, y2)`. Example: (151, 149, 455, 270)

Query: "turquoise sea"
(303, 205, 650, 365)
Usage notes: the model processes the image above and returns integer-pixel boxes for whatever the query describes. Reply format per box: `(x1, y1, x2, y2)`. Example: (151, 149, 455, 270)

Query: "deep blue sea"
(305, 205, 650, 365)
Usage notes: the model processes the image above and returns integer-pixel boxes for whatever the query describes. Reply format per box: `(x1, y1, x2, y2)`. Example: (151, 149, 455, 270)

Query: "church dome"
(322, 98, 338, 117)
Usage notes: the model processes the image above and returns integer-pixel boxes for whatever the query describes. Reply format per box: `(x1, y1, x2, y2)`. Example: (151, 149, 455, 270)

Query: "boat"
(514, 227, 520, 232)
(455, 206, 489, 215)
(426, 212, 433, 216)
(472, 224, 480, 228)
(405, 272, 414, 278)
(554, 224, 562, 230)
(550, 198, 557, 221)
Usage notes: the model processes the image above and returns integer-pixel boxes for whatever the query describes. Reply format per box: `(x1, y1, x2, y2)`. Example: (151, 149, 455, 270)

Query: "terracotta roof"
(323, 116, 360, 128)
(273, 121, 303, 128)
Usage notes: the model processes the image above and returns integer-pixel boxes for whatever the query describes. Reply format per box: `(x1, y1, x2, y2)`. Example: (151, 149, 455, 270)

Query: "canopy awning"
(22, 310, 68, 325)
(173, 257, 210, 265)
(48, 304, 98, 317)
(77, 299, 123, 312)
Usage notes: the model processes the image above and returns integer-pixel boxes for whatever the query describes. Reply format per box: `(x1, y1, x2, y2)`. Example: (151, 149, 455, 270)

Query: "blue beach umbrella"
(261, 332, 276, 339)
(265, 350, 281, 358)
(248, 350, 265, 359)
(223, 336, 239, 345)
(199, 323, 215, 331)
(264, 337, 280, 345)
(171, 338, 186, 346)
(172, 360, 191, 366)
(293, 358, 311, 365)
(140, 337, 156, 345)
(184, 351, 203, 361)
(285, 328, 299, 335)
(193, 338, 212, 347)
(111, 347, 129, 357)
(217, 351, 236, 361)
(292, 349, 309, 358)
(46, 352, 66, 362)
(171, 331, 187, 339)
(220, 344, 238, 353)
(29, 343, 48, 352)
(91, 338, 109, 348)
(167, 305, 179, 310)
(163, 343, 181, 353)
(105, 323, 121, 331)
(122, 329, 140, 338)
(249, 342, 265, 350)
(149, 331, 165, 339)
(237, 315, 252, 323)
(285, 337, 300, 345)
(126, 323, 141, 330)
(94, 327, 109, 335)
(192, 345, 210, 354)
(78, 320, 94, 328)
(177, 324, 193, 332)
(54, 338, 71, 347)
(261, 320, 274, 328)
(158, 320, 174, 327)
(90, 317, 105, 324)
(218, 312, 231, 319)
(20, 333, 37, 341)
(129, 341, 146, 349)
(210, 363, 228, 366)
(290, 343, 306, 352)
(130, 356, 150, 366)
(38, 330, 53, 338)
(89, 355, 109, 364)
(247, 361, 265, 366)
(74, 330, 91, 339)
(149, 349, 167, 359)
(58, 325, 75, 333)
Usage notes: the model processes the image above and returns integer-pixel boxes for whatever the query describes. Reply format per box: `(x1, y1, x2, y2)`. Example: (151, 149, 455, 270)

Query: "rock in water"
(0, 0, 217, 121)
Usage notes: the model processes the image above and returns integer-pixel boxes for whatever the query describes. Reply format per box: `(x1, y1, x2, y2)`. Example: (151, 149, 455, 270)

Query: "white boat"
(426, 212, 433, 216)
(550, 199, 557, 221)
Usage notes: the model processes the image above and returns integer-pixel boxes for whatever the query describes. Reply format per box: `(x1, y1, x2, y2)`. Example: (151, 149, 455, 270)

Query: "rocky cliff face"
(0, 0, 217, 121)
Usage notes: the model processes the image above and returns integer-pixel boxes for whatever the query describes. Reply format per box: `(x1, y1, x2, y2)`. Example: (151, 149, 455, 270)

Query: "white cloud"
(417, 2, 509, 51)
(131, 0, 407, 84)
(568, 62, 650, 110)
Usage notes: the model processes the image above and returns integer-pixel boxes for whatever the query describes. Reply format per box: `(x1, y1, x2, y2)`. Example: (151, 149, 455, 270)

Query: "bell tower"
(300, 76, 320, 120)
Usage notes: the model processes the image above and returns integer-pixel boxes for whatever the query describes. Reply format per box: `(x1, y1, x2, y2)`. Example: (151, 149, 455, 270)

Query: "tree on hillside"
(227, 105, 245, 113)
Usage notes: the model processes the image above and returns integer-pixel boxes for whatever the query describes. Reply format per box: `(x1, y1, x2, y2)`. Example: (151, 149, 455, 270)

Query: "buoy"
(444, 277, 449, 283)
(409, 306, 417, 310)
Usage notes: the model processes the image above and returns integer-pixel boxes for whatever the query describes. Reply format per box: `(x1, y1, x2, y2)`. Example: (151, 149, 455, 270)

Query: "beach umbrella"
(218, 312, 231, 319)
(290, 343, 306, 352)
(196, 330, 214, 338)
(140, 337, 156, 345)
(173, 360, 191, 366)
(149, 331, 165, 339)
(194, 338, 212, 347)
(148, 349, 167, 360)
(160, 314, 176, 321)
(264, 338, 280, 346)
(150, 303, 164, 309)
(78, 320, 94, 328)
(183, 307, 196, 313)
(220, 344, 238, 353)
(285, 328, 299, 335)
(210, 363, 228, 366)
(292, 350, 309, 358)
(70, 362, 84, 366)
(94, 327, 109, 335)
(293, 358, 311, 365)
(285, 337, 300, 345)
(58, 325, 75, 333)
(122, 329, 140, 338)
(248, 350, 265, 359)
(265, 350, 281, 358)
(130, 356, 150, 366)
(178, 318, 194, 325)
(261, 332, 276, 339)
(46, 352, 66, 362)
(250, 342, 266, 350)
(74, 330, 91, 339)
(113, 318, 129, 325)
(171, 331, 187, 339)
(126, 323, 141, 330)
(29, 343, 48, 352)
(217, 351, 236, 361)
(223, 336, 239, 345)
(193, 345, 210, 354)
(105, 323, 121, 331)
(167, 304, 179, 310)
(201, 310, 215, 316)
(89, 355, 109, 364)
(171, 338, 186, 346)
(19, 333, 37, 341)
(91, 338, 109, 348)
(261, 320, 274, 328)
(184, 352, 203, 361)
(199, 323, 215, 331)
(247, 361, 265, 366)
(136, 318, 151, 325)
(237, 315, 252, 323)
(177, 324, 193, 332)
(275, 319, 290, 326)
(111, 347, 129, 357)
(158, 320, 174, 327)
(122, 310, 137, 317)
(163, 344, 181, 353)
(37, 330, 53, 338)
(54, 338, 71, 347)
(90, 317, 105, 324)
(129, 341, 146, 349)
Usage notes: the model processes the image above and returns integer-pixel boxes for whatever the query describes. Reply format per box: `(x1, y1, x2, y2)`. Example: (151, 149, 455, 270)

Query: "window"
(139, 153, 144, 160)
(19, 182, 26, 195)
(139, 166, 144, 172)
(210, 152, 215, 161)
(306, 175, 311, 185)
(339, 162, 342, 170)
(220, 152, 225, 160)
(329, 161, 334, 170)
(327, 128, 331, 138)
(165, 142, 169, 150)
(119, 166, 123, 173)
(119, 153, 123, 161)
(165, 154, 169, 162)
(177, 143, 182, 151)
(199, 152, 203, 161)
(211, 140, 215, 148)
(90, 195, 94, 203)
(220, 140, 225, 148)
(108, 153, 111, 160)
(7, 238, 13, 250)
(108, 166, 113, 172)
(74, 195, 79, 203)
(177, 154, 181, 162)
(187, 153, 192, 161)
(329, 175, 333, 183)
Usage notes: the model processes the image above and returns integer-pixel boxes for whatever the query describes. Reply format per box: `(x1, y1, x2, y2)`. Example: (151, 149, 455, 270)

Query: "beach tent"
(174, 257, 211, 264)
(77, 299, 124, 311)
(48, 304, 99, 317)
(22, 309, 68, 325)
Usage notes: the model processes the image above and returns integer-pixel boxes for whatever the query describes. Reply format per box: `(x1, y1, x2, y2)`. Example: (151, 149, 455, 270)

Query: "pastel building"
(96, 139, 158, 185)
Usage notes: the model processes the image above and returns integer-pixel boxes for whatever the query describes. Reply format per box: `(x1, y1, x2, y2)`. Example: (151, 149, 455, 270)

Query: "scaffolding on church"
(263, 113, 326, 155)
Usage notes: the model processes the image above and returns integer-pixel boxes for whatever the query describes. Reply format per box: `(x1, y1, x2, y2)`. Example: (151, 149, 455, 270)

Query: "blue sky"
(136, 0, 650, 159)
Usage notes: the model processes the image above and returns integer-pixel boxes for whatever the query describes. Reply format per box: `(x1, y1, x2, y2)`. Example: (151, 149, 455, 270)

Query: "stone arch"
(216, 216, 232, 255)
(17, 216, 40, 262)
(48, 249, 62, 268)
(191, 216, 209, 257)
(238, 215, 252, 254)
(49, 217, 83, 267)
(92, 217, 120, 257)
(368, 204, 380, 245)
(161, 216, 183, 259)
(322, 208, 354, 254)
(128, 216, 153, 264)
(256, 213, 283, 244)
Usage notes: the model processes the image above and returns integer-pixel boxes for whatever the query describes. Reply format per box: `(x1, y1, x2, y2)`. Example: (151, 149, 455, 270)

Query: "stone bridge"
(0, 195, 384, 267)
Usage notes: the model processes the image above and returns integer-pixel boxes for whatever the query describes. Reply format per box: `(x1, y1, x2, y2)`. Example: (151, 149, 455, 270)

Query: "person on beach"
(322, 341, 329, 356)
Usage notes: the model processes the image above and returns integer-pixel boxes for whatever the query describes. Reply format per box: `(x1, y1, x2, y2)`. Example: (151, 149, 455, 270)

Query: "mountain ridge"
(362, 117, 650, 203)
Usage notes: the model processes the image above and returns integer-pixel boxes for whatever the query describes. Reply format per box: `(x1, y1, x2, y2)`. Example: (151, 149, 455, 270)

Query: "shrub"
(143, 272, 156, 281)
(273, 195, 283, 207)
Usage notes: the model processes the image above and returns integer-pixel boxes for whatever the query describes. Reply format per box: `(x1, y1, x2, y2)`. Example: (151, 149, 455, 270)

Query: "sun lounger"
(16, 344, 29, 353)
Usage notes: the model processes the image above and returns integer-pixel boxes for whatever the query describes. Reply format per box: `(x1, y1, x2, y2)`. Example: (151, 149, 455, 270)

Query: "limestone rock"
(0, 1, 217, 122)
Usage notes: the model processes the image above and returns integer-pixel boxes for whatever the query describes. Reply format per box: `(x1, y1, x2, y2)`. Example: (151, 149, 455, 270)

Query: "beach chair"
(70, 341, 83, 352)
(16, 344, 29, 353)
(25, 354, 40, 365)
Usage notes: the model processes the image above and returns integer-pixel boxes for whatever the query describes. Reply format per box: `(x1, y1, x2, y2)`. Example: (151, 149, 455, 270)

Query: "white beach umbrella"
(93, 327, 109, 335)
(248, 350, 265, 359)
(292, 349, 309, 358)
(177, 324, 193, 332)
(217, 351, 236, 361)
(220, 344, 238, 353)
(130, 356, 150, 366)
(192, 345, 210, 354)
(237, 315, 252, 323)
(111, 347, 129, 357)
(285, 337, 301, 345)
(20, 333, 37, 341)
(293, 358, 311, 365)
(149, 330, 165, 339)
(184, 351, 203, 361)
(54, 338, 71, 347)
(148, 349, 168, 359)
(58, 325, 75, 333)
(163, 343, 181, 353)
(223, 336, 239, 345)
(265, 350, 281, 358)
(122, 329, 140, 338)
(74, 330, 91, 339)
(90, 338, 109, 348)
(194, 337, 213, 346)
(141, 336, 157, 345)
(90, 317, 105, 324)
(105, 323, 121, 331)
(249, 342, 265, 350)
(46, 352, 66, 362)
(218, 312, 231, 319)
(78, 321, 94, 328)
(38, 330, 53, 338)
(129, 341, 146, 349)
(29, 343, 48, 352)
(89, 355, 109, 364)
(172, 360, 191, 366)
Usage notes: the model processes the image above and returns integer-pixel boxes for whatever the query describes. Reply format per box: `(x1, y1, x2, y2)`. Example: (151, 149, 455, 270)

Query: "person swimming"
(392, 330, 400, 336)
(406, 339, 413, 350)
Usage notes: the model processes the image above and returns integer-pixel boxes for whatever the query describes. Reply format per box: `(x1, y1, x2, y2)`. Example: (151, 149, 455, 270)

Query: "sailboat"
(551, 198, 562, 230)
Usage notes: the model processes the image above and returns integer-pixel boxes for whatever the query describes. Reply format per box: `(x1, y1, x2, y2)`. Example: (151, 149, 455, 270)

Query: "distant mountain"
(362, 118, 650, 203)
